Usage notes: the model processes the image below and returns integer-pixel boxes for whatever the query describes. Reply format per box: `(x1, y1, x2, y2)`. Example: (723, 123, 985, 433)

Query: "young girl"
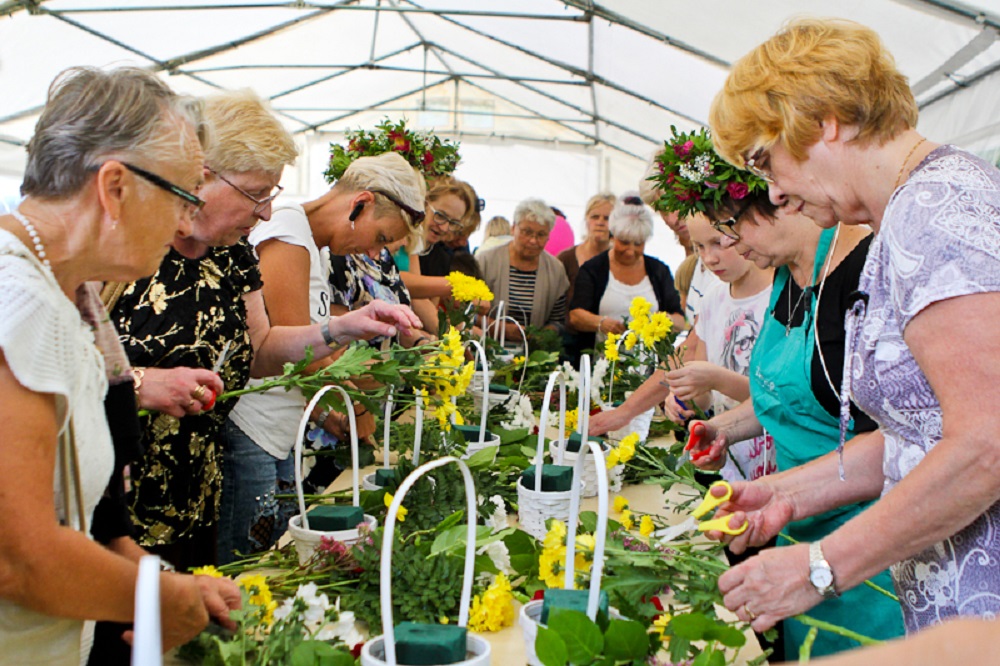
(663, 213, 776, 482)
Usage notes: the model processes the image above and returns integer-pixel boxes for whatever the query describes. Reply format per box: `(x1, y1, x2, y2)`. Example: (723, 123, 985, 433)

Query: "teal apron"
(749, 227, 903, 656)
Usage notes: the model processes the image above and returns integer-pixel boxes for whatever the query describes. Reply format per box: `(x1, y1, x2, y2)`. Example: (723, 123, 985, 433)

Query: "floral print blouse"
(328, 249, 410, 347)
(111, 240, 261, 546)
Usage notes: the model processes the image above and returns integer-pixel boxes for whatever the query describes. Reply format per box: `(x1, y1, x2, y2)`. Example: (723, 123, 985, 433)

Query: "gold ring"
(744, 603, 756, 621)
(193, 385, 207, 399)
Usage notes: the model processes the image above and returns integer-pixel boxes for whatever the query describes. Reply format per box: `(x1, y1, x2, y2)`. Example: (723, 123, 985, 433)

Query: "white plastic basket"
(359, 457, 491, 666)
(608, 406, 655, 444)
(549, 438, 623, 496)
(363, 389, 425, 491)
(289, 385, 377, 566)
(519, 436, 613, 666)
(517, 365, 574, 540)
(458, 340, 502, 461)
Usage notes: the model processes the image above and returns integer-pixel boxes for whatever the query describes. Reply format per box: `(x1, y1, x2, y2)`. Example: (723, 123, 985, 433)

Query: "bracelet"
(597, 316, 606, 333)
(131, 367, 145, 396)
(315, 406, 333, 426)
(320, 317, 336, 347)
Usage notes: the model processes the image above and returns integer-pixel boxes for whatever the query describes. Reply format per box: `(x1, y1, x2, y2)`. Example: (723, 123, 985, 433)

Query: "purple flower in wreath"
(727, 181, 749, 200)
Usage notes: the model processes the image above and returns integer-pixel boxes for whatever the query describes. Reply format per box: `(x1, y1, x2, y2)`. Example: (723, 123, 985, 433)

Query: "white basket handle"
(533, 370, 568, 491)
(462, 339, 490, 445)
(294, 385, 361, 530)
(381, 387, 394, 470)
(497, 315, 529, 392)
(563, 440, 609, 621)
(131, 554, 162, 666)
(412, 393, 424, 466)
(578, 354, 592, 440)
(380, 457, 478, 666)
(492, 300, 505, 346)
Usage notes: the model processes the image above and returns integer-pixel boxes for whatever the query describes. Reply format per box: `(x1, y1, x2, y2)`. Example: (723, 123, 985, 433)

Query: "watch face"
(810, 568, 834, 589)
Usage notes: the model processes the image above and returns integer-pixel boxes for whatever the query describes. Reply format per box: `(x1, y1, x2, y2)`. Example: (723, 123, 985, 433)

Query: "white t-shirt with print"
(229, 204, 333, 459)
(694, 278, 775, 482)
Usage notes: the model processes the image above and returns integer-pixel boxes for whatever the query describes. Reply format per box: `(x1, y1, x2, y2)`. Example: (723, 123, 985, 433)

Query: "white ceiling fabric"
(2, 0, 999, 264)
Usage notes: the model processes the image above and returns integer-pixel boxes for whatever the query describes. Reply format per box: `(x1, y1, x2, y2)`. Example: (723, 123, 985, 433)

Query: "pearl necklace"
(11, 209, 52, 270)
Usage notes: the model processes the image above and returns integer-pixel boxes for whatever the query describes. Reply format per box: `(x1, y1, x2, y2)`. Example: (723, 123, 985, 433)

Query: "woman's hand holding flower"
(329, 301, 422, 343)
(137, 367, 225, 417)
(665, 360, 718, 401)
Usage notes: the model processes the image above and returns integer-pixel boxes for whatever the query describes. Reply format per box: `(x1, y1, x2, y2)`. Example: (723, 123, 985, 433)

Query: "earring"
(350, 218, 355, 231)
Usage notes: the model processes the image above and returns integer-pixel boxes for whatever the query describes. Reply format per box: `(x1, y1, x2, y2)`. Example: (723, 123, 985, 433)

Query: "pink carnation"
(727, 182, 749, 200)
(673, 140, 694, 158)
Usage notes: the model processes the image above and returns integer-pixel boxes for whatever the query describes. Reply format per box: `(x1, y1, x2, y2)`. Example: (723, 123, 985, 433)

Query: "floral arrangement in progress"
(324, 117, 461, 183)
(648, 126, 767, 218)
(601, 296, 683, 405)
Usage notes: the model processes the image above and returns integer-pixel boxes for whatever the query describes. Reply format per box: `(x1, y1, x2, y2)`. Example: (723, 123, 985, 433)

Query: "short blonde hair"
(337, 152, 427, 231)
(674, 253, 699, 303)
(483, 216, 510, 238)
(709, 18, 917, 165)
(202, 89, 298, 175)
(584, 192, 616, 218)
(638, 158, 662, 207)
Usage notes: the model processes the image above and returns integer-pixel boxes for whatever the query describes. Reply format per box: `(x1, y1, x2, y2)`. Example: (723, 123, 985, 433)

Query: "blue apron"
(749, 227, 903, 656)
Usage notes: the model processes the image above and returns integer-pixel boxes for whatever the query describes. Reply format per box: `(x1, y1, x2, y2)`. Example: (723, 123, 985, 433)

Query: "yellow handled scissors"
(653, 481, 748, 542)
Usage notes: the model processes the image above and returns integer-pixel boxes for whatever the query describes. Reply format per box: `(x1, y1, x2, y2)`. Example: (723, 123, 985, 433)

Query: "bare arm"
(0, 353, 208, 649)
(814, 618, 1000, 666)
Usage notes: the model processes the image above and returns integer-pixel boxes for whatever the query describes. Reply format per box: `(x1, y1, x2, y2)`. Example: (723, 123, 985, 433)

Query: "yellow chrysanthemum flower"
(384, 492, 408, 522)
(639, 515, 655, 537)
(539, 547, 565, 588)
(620, 509, 634, 531)
(240, 574, 277, 625)
(563, 408, 578, 437)
(191, 565, 223, 578)
(606, 448, 621, 470)
(613, 495, 629, 513)
(623, 332, 638, 350)
(651, 613, 672, 644)
(512, 355, 525, 365)
(543, 520, 567, 550)
(617, 433, 639, 464)
(629, 296, 652, 320)
(468, 574, 515, 632)
(575, 533, 596, 554)
(603, 332, 620, 362)
(447, 272, 494, 303)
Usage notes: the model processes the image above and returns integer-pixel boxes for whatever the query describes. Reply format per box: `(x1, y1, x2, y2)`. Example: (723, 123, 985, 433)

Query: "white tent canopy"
(2, 0, 999, 266)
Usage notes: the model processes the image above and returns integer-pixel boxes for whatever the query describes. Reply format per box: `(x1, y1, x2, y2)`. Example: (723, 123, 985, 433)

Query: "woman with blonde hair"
(111, 89, 420, 571)
(704, 17, 1000, 636)
(557, 192, 615, 303)
(221, 151, 426, 563)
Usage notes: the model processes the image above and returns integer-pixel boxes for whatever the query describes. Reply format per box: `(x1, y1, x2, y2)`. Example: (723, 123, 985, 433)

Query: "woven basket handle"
(294, 385, 361, 530)
(534, 370, 568, 490)
(563, 440, 609, 621)
(380, 457, 478, 666)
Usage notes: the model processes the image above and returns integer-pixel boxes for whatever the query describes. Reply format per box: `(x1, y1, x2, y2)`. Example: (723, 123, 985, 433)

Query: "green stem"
(792, 614, 883, 647)
(798, 626, 819, 663)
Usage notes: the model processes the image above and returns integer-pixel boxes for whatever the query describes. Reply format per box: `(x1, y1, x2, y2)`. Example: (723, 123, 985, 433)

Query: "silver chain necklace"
(785, 279, 811, 336)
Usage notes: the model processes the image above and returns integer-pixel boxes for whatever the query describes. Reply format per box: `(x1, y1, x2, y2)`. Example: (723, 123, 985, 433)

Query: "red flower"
(348, 139, 359, 153)
(657, 162, 665, 174)
(351, 642, 364, 658)
(388, 130, 411, 153)
(673, 140, 694, 158)
(532, 589, 545, 601)
(422, 150, 435, 166)
(727, 181, 749, 200)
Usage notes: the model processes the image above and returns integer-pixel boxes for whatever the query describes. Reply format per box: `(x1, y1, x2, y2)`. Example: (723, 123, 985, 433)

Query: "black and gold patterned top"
(111, 240, 262, 546)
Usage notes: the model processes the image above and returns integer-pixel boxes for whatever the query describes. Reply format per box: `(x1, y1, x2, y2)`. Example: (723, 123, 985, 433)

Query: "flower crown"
(647, 126, 766, 218)
(324, 118, 461, 184)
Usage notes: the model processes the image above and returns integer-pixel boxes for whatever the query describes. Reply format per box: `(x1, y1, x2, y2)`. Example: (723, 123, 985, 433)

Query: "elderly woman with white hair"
(478, 197, 570, 338)
(568, 192, 685, 350)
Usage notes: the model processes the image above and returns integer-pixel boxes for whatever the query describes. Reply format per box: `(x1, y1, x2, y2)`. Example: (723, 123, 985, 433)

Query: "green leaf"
(706, 622, 746, 648)
(536, 625, 569, 666)
(437, 510, 465, 532)
(465, 445, 499, 469)
(670, 612, 711, 640)
(547, 608, 604, 664)
(603, 619, 650, 661)
(497, 427, 530, 444)
(578, 511, 598, 534)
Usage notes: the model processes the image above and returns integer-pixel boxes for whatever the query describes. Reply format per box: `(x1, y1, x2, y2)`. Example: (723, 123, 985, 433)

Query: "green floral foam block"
(520, 464, 574, 492)
(393, 621, 467, 665)
(374, 468, 396, 486)
(454, 424, 493, 443)
(540, 589, 610, 624)
(305, 505, 364, 531)
(566, 431, 605, 453)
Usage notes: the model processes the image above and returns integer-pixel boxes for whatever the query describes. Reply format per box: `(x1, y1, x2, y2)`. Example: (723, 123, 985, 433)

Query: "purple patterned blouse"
(849, 145, 1000, 632)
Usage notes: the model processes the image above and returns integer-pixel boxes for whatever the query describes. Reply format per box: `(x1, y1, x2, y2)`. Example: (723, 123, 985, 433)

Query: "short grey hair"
(22, 66, 205, 199)
(336, 152, 427, 229)
(513, 198, 556, 232)
(609, 191, 654, 243)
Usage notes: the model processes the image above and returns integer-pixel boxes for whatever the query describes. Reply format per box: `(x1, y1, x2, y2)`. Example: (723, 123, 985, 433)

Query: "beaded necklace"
(11, 209, 52, 270)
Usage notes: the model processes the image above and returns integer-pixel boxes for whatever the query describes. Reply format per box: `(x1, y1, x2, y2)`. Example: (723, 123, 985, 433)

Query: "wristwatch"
(809, 541, 839, 599)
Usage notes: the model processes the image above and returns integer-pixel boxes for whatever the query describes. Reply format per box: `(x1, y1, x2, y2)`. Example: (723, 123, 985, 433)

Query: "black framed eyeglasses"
(744, 148, 775, 184)
(122, 162, 205, 212)
(373, 190, 425, 227)
(429, 206, 463, 230)
(713, 200, 753, 242)
(209, 168, 283, 216)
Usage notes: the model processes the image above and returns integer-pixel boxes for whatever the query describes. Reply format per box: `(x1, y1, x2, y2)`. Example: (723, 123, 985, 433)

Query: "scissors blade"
(653, 516, 696, 542)
(211, 341, 232, 374)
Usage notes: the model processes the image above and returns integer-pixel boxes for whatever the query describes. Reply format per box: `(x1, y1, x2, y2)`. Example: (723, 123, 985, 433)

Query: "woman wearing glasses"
(479, 197, 571, 342)
(109, 90, 420, 571)
(701, 17, 1000, 641)
(219, 152, 426, 564)
(0, 67, 245, 665)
